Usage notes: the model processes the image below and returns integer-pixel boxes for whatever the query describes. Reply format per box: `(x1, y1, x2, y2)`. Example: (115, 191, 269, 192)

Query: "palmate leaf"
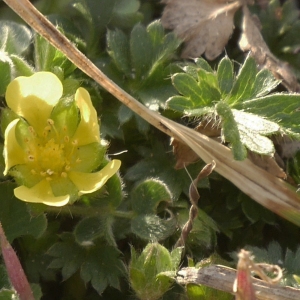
(48, 233, 126, 295)
(167, 55, 287, 156)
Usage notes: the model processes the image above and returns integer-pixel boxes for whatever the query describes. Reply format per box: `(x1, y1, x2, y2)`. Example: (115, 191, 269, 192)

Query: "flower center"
(25, 119, 79, 180)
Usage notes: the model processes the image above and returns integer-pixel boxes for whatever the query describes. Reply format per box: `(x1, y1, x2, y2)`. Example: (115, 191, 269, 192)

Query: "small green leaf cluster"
(106, 20, 181, 132)
(167, 54, 300, 160)
(129, 243, 182, 300)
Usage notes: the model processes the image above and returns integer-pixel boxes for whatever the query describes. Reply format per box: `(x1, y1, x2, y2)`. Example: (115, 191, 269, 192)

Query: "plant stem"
(45, 205, 134, 219)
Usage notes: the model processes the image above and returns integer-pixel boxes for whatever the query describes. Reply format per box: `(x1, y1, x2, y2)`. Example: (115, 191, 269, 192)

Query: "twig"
(175, 161, 216, 248)
(176, 265, 300, 300)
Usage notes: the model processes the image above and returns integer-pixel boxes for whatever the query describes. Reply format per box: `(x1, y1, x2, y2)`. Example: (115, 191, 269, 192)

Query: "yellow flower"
(3, 72, 121, 206)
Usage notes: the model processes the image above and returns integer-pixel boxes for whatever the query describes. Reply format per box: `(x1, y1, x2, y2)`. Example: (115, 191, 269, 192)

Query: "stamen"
(28, 126, 36, 136)
(47, 119, 59, 138)
(64, 136, 70, 143)
(61, 172, 67, 178)
(46, 169, 54, 175)
(31, 169, 37, 175)
(47, 119, 54, 126)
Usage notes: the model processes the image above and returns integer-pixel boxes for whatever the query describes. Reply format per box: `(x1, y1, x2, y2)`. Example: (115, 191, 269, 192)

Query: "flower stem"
(45, 206, 134, 219)
(0, 222, 34, 300)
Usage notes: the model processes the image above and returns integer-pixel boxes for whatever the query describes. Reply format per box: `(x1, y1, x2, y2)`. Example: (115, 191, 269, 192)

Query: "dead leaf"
(271, 135, 300, 160)
(239, 5, 300, 92)
(247, 152, 286, 180)
(161, 0, 241, 60)
(172, 120, 221, 169)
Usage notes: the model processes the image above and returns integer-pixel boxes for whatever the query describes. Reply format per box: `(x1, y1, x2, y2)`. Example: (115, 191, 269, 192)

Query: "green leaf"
(195, 58, 214, 73)
(34, 34, 57, 71)
(0, 21, 32, 55)
(10, 54, 34, 77)
(0, 53, 12, 95)
(48, 233, 85, 280)
(250, 68, 280, 98)
(129, 21, 180, 81)
(118, 104, 134, 125)
(131, 214, 176, 241)
(21, 223, 59, 283)
(80, 242, 126, 294)
(48, 232, 126, 294)
(130, 23, 153, 79)
(216, 102, 247, 160)
(0, 264, 10, 289)
(232, 109, 278, 154)
(113, 0, 140, 15)
(107, 29, 131, 76)
(74, 216, 107, 244)
(239, 193, 276, 224)
(111, 0, 142, 29)
(217, 56, 234, 95)
(176, 207, 218, 249)
(228, 55, 257, 105)
(0, 289, 16, 299)
(0, 182, 47, 242)
(131, 179, 172, 214)
(186, 283, 233, 300)
(170, 73, 210, 108)
(166, 95, 194, 112)
(129, 243, 178, 300)
(240, 94, 300, 133)
(125, 142, 208, 200)
(197, 68, 219, 91)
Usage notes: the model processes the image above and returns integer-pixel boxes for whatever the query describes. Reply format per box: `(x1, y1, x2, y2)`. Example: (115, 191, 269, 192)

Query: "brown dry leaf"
(273, 135, 300, 159)
(239, 5, 300, 92)
(247, 152, 286, 180)
(161, 0, 241, 60)
(172, 120, 221, 169)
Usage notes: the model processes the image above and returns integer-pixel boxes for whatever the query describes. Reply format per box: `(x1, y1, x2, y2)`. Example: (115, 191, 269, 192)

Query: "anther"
(47, 119, 54, 125)
(46, 169, 54, 175)
(28, 155, 35, 161)
(61, 172, 67, 178)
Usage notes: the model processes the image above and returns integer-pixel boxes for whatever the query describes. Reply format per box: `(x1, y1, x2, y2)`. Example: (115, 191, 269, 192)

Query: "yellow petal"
(14, 179, 69, 207)
(3, 119, 26, 175)
(72, 87, 100, 146)
(5, 72, 63, 133)
(68, 159, 121, 194)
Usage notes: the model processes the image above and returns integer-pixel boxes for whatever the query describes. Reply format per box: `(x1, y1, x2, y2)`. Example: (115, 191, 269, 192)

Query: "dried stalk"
(176, 265, 300, 300)
(175, 161, 216, 248)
